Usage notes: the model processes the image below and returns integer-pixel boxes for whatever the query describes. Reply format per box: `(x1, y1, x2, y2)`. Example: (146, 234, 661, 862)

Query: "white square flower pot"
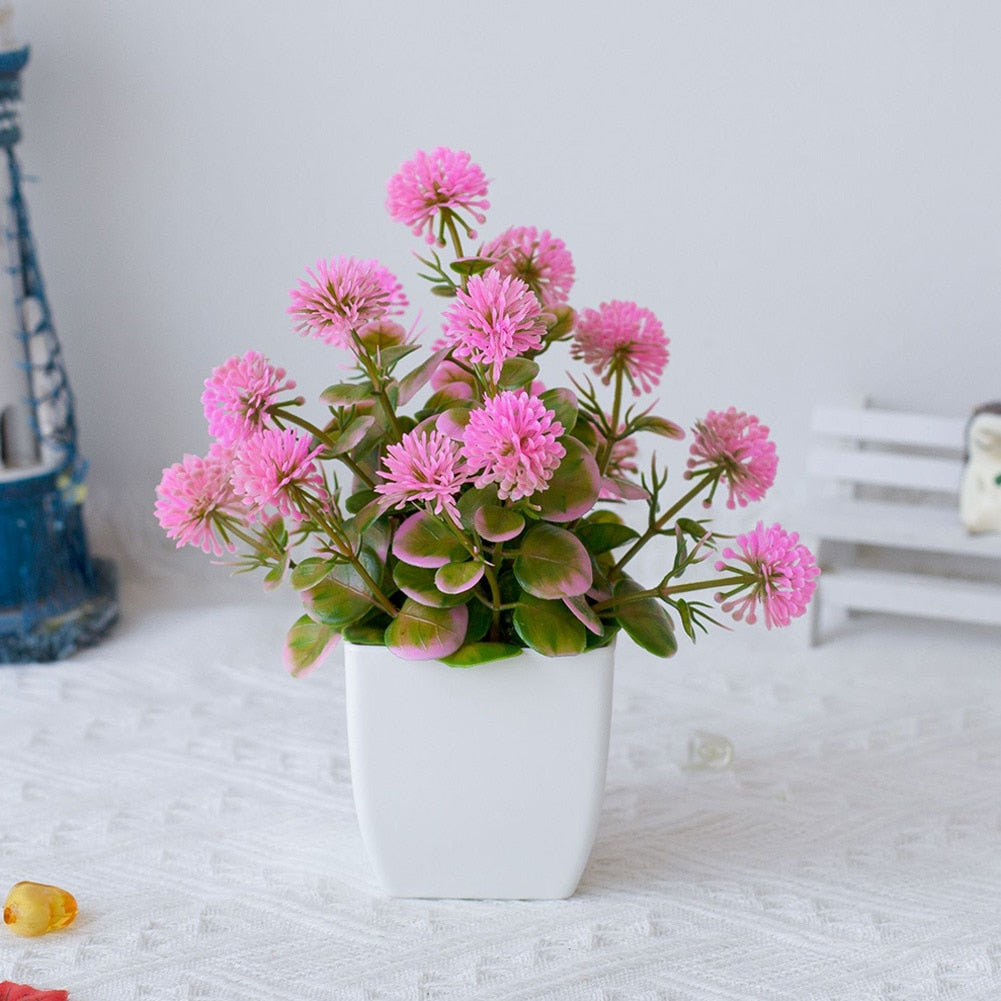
(344, 641, 615, 899)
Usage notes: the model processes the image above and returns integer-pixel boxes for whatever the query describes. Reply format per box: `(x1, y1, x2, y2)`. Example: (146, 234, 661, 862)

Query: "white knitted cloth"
(2, 566, 999, 1000)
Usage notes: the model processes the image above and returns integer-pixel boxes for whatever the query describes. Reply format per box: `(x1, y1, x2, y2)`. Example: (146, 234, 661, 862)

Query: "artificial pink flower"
(231, 428, 326, 521)
(288, 257, 407, 347)
(155, 443, 243, 556)
(201, 351, 296, 446)
(481, 226, 575, 308)
(571, 300, 669, 395)
(714, 522, 819, 629)
(441, 270, 547, 382)
(375, 427, 466, 522)
(0, 982, 69, 1001)
(461, 390, 565, 501)
(686, 407, 778, 509)
(386, 147, 490, 246)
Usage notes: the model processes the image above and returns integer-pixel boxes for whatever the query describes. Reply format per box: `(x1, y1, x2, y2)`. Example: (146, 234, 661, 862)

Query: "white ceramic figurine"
(959, 402, 1001, 534)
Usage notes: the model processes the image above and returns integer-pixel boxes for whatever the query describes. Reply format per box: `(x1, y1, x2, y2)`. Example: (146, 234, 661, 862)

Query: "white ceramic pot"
(344, 640, 615, 899)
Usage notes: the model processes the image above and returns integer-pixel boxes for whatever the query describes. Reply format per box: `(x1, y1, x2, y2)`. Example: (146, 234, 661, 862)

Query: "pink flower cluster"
(157, 351, 330, 553)
(288, 257, 407, 348)
(462, 390, 566, 501)
(155, 444, 243, 556)
(201, 351, 296, 446)
(375, 428, 466, 523)
(375, 390, 566, 516)
(481, 226, 575, 309)
(687, 407, 778, 509)
(441, 269, 547, 382)
(571, 300, 669, 395)
(714, 522, 819, 629)
(386, 147, 490, 246)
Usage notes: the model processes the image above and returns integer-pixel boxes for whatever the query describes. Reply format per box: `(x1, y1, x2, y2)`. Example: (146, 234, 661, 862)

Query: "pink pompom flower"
(375, 427, 467, 523)
(288, 257, 407, 348)
(686, 407, 778, 509)
(461, 390, 565, 502)
(386, 147, 490, 246)
(442, 270, 547, 382)
(714, 522, 819, 629)
(155, 443, 244, 556)
(201, 351, 297, 447)
(481, 226, 575, 308)
(571, 300, 669, 395)
(231, 428, 326, 521)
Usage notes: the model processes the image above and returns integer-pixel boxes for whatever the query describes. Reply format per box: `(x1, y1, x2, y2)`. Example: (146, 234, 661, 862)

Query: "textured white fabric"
(2, 564, 1000, 1000)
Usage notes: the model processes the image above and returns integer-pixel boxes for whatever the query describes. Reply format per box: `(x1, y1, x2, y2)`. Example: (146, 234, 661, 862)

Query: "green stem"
(444, 211, 465, 260)
(612, 472, 715, 574)
(595, 366, 625, 476)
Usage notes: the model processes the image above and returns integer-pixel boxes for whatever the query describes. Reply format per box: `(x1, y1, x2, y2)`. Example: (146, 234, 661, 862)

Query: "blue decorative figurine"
(0, 35, 117, 662)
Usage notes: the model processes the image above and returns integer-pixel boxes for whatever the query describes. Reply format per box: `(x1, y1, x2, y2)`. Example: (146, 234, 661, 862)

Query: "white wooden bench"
(803, 405, 1001, 644)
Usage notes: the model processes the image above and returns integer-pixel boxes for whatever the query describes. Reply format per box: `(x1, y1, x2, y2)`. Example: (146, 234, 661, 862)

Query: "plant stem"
(595, 366, 625, 476)
(612, 472, 714, 574)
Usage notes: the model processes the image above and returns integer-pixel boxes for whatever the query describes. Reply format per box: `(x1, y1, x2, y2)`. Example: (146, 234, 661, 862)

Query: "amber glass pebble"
(2, 882, 77, 937)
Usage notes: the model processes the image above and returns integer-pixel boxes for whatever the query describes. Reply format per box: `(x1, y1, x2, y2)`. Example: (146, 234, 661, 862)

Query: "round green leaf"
(474, 505, 525, 543)
(533, 436, 601, 523)
(392, 511, 469, 568)
(512, 593, 586, 656)
(497, 357, 540, 389)
(538, 387, 578, 434)
(513, 523, 592, 599)
(435, 560, 485, 595)
(302, 558, 378, 628)
(384, 598, 468, 661)
(576, 521, 640, 555)
(392, 561, 469, 608)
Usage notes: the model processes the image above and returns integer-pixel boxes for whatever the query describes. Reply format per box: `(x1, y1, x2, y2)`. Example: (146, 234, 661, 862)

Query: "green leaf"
(430, 284, 458, 298)
(384, 598, 468, 660)
(321, 382, 374, 407)
(392, 511, 469, 568)
(397, 346, 451, 405)
(328, 415, 377, 456)
(538, 387, 578, 434)
(514, 522, 593, 599)
(576, 521, 640, 555)
(289, 557, 333, 591)
(533, 436, 601, 523)
(341, 624, 387, 645)
(440, 642, 523, 667)
(435, 560, 485, 595)
(497, 357, 540, 389)
(449, 256, 496, 277)
(630, 414, 685, 439)
(562, 594, 604, 636)
(474, 505, 525, 543)
(545, 304, 576, 342)
(392, 561, 469, 608)
(611, 577, 677, 657)
(512, 594, 586, 656)
(302, 556, 379, 627)
(282, 615, 340, 678)
(376, 343, 421, 368)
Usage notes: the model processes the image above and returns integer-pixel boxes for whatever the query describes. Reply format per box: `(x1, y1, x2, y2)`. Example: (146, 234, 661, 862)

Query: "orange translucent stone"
(2, 882, 77, 937)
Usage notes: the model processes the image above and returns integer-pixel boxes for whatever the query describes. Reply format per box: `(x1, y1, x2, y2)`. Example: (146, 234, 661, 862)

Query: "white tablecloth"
(2, 565, 1000, 1000)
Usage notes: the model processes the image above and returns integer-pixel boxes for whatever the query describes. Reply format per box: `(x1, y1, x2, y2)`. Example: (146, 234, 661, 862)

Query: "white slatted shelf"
(803, 405, 1001, 644)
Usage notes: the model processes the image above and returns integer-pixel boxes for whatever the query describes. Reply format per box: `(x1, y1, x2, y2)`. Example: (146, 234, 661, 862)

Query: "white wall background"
(9, 1, 1001, 568)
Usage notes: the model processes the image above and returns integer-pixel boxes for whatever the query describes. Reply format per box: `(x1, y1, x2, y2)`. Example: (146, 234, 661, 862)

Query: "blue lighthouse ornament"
(0, 33, 117, 661)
